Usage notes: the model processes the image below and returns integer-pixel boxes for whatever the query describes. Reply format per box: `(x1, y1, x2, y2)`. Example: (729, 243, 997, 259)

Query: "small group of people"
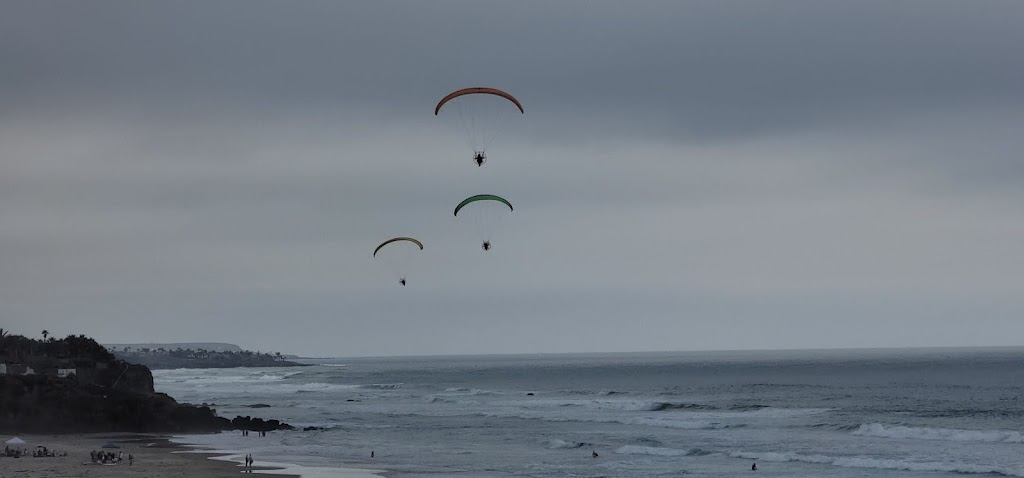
(3, 446, 65, 458)
(90, 450, 132, 465)
(243, 453, 254, 472)
(241, 430, 268, 437)
(3, 446, 28, 458)
(31, 446, 66, 457)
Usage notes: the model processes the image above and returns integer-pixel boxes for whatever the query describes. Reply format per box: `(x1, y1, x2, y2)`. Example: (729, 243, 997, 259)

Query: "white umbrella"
(5, 437, 27, 445)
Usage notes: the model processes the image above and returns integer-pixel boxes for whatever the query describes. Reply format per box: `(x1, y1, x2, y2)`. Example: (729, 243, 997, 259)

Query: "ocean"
(158, 348, 1024, 477)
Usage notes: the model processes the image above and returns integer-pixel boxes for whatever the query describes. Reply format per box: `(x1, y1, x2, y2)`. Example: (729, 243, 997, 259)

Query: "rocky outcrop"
(231, 416, 295, 432)
(0, 374, 229, 433)
(116, 362, 156, 394)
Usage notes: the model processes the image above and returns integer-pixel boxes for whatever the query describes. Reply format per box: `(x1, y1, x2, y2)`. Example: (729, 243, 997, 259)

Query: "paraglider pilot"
(474, 151, 486, 166)
(399, 278, 406, 286)
(481, 241, 491, 251)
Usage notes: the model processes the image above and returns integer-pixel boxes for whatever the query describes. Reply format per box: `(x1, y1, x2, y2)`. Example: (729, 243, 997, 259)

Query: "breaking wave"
(616, 446, 711, 457)
(728, 451, 1024, 476)
(544, 439, 591, 449)
(507, 399, 713, 412)
(853, 423, 1024, 443)
(443, 388, 495, 395)
(359, 383, 403, 390)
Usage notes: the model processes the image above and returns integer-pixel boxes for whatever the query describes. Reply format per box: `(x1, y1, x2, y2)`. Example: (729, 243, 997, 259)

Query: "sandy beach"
(0, 433, 298, 478)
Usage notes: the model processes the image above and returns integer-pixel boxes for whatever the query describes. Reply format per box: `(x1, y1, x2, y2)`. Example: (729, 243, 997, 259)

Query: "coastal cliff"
(0, 332, 292, 434)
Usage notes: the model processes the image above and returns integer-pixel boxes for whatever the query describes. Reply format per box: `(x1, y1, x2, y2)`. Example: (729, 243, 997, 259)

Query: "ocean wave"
(318, 364, 347, 367)
(853, 423, 1024, 443)
(359, 383, 403, 390)
(443, 387, 495, 395)
(425, 395, 481, 405)
(809, 422, 861, 431)
(544, 439, 590, 449)
(475, 410, 732, 430)
(728, 404, 769, 411)
(154, 369, 305, 386)
(557, 389, 621, 396)
(615, 445, 709, 457)
(285, 382, 361, 393)
(504, 399, 712, 412)
(728, 451, 1024, 476)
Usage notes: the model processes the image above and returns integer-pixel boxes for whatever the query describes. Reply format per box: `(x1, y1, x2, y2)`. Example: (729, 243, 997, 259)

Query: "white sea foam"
(476, 409, 731, 430)
(728, 451, 1024, 476)
(358, 383, 403, 390)
(153, 369, 303, 386)
(615, 445, 707, 457)
(442, 387, 495, 395)
(286, 382, 362, 393)
(853, 423, 1024, 443)
(545, 439, 587, 449)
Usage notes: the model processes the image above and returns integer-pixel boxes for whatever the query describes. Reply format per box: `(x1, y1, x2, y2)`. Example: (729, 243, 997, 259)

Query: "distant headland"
(105, 343, 308, 369)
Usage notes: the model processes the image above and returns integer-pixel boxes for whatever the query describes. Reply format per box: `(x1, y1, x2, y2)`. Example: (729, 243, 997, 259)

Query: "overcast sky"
(2, 1, 1023, 357)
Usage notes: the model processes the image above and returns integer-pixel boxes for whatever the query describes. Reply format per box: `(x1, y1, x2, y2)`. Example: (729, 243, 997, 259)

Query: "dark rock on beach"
(231, 416, 295, 432)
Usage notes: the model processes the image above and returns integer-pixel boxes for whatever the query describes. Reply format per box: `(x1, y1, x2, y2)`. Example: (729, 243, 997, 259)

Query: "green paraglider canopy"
(454, 195, 513, 217)
(373, 237, 424, 285)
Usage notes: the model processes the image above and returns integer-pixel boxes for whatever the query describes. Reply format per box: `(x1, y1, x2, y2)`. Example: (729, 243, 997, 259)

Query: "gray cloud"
(1, 1, 1022, 355)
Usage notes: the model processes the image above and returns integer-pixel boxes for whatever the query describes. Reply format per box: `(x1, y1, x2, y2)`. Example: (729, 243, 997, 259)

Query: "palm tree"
(42, 330, 49, 341)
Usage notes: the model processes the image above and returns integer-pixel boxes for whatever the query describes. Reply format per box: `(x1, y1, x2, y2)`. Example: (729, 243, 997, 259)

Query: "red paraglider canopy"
(434, 87, 524, 115)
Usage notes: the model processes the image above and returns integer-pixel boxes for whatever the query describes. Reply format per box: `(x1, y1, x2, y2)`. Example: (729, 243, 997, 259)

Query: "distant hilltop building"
(104, 343, 244, 353)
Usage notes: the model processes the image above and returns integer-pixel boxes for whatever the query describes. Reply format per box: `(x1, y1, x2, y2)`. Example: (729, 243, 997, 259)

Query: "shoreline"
(0, 433, 387, 478)
(172, 436, 386, 478)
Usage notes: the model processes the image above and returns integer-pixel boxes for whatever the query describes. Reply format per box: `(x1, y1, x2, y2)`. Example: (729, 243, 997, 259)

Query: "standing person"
(752, 463, 757, 471)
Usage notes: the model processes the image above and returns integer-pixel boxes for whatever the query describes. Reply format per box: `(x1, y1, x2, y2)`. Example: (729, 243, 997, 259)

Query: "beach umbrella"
(5, 437, 27, 445)
(101, 442, 120, 449)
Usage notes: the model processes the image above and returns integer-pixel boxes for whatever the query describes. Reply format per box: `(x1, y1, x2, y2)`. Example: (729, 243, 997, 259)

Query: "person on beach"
(371, 450, 374, 458)
(752, 462, 757, 471)
(592, 451, 599, 458)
